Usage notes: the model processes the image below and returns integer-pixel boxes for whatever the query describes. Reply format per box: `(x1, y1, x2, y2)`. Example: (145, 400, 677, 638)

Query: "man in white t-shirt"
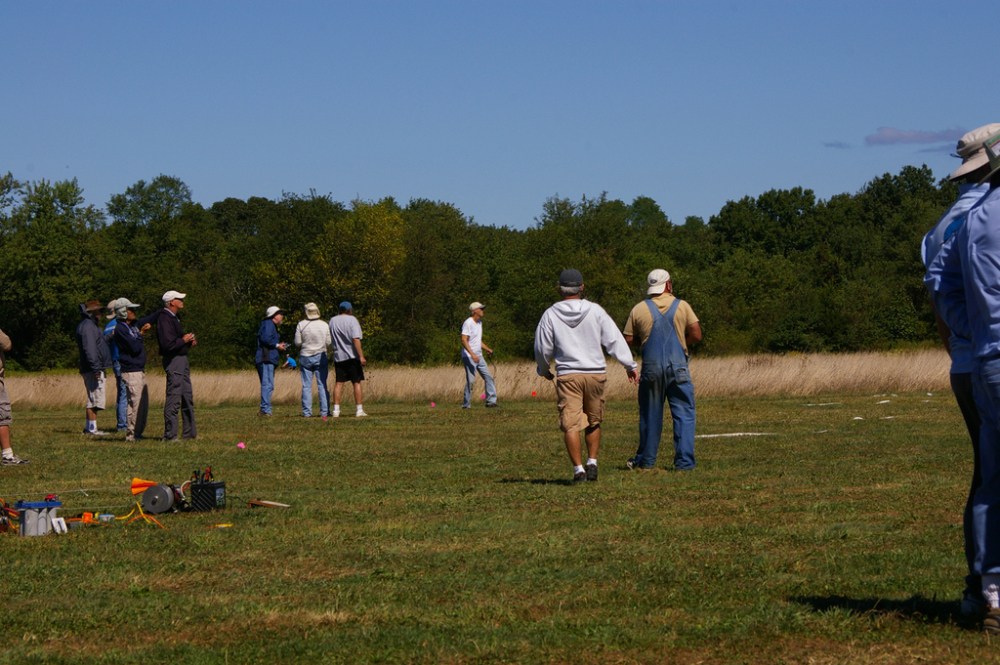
(329, 302, 367, 417)
(461, 302, 498, 408)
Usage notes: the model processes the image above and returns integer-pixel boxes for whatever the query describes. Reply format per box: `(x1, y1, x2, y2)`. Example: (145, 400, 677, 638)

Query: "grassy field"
(0, 389, 991, 663)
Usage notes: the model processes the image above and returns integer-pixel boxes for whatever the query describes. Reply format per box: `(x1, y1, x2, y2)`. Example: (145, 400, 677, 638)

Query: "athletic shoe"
(984, 607, 1000, 634)
(585, 464, 598, 482)
(258, 411, 272, 417)
(356, 410, 368, 417)
(82, 428, 108, 436)
(332, 411, 340, 418)
(485, 403, 500, 408)
(162, 437, 179, 442)
(573, 470, 587, 484)
(626, 458, 636, 470)
(0, 454, 29, 465)
(962, 589, 988, 619)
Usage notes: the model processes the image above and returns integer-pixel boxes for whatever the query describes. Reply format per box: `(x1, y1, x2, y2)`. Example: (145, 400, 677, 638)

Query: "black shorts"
(334, 357, 365, 383)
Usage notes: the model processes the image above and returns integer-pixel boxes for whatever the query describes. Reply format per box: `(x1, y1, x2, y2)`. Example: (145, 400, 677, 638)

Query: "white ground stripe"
(695, 432, 777, 439)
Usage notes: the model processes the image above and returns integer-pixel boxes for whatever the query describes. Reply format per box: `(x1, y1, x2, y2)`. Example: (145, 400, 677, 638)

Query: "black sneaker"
(985, 607, 1000, 634)
(585, 464, 598, 482)
(485, 403, 500, 408)
(573, 470, 587, 483)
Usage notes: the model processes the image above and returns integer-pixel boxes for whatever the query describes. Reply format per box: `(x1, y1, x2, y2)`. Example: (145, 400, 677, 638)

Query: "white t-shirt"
(461, 317, 482, 359)
(329, 315, 363, 363)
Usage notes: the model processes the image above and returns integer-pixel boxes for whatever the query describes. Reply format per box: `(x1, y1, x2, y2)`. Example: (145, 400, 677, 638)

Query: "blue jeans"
(952, 372, 983, 594)
(462, 355, 497, 407)
(113, 360, 127, 430)
(972, 355, 1000, 576)
(635, 368, 696, 470)
(299, 353, 330, 417)
(257, 363, 276, 415)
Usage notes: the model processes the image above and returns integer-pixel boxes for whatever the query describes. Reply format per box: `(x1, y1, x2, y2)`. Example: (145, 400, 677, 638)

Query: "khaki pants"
(554, 372, 606, 432)
(121, 371, 148, 440)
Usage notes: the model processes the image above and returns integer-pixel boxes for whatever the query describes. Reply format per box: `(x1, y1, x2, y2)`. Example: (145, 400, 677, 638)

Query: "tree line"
(0, 165, 954, 371)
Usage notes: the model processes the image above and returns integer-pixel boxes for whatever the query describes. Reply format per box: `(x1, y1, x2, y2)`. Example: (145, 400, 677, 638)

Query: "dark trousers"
(163, 355, 196, 439)
(952, 372, 983, 592)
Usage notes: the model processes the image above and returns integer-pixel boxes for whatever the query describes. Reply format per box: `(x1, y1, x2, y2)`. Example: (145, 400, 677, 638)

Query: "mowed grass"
(0, 391, 991, 664)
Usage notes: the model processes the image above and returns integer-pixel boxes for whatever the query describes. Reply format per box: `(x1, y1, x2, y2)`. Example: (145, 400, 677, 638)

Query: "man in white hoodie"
(535, 269, 638, 483)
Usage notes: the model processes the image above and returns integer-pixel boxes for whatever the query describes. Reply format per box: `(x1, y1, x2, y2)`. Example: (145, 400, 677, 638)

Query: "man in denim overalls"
(623, 269, 702, 470)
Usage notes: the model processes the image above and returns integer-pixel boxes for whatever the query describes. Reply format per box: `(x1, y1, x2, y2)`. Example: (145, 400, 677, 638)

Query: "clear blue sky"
(4, 1, 996, 229)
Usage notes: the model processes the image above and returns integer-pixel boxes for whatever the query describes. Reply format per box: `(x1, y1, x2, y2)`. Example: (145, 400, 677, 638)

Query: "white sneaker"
(332, 411, 340, 418)
(356, 410, 368, 417)
(82, 428, 109, 436)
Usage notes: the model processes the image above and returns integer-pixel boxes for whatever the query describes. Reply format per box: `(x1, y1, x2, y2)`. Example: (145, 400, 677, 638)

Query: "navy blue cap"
(339, 301, 352, 312)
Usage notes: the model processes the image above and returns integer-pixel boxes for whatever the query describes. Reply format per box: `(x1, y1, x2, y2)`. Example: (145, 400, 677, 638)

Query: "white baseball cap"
(264, 306, 284, 319)
(469, 301, 486, 313)
(162, 290, 186, 304)
(646, 269, 671, 295)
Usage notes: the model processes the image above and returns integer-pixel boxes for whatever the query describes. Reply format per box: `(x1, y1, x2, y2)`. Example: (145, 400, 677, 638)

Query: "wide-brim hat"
(83, 300, 103, 313)
(106, 300, 117, 319)
(264, 305, 283, 319)
(951, 123, 1000, 181)
(304, 302, 321, 320)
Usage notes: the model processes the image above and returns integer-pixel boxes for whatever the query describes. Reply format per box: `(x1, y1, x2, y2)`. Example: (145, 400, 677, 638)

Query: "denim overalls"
(632, 298, 696, 470)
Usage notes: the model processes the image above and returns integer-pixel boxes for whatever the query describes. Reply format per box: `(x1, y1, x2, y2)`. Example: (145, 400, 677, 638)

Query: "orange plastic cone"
(131, 477, 158, 495)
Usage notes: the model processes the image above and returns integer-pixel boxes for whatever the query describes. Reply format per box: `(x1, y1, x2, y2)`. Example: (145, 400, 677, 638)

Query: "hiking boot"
(1, 454, 29, 465)
(984, 607, 1000, 634)
(586, 464, 598, 482)
(573, 470, 587, 484)
(962, 589, 988, 619)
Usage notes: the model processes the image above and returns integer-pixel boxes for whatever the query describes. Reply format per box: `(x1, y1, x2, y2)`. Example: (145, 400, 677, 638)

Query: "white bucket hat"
(304, 302, 321, 320)
(950, 123, 1000, 181)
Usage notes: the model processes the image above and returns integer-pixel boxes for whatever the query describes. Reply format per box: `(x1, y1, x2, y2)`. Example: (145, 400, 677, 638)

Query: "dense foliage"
(0, 166, 955, 370)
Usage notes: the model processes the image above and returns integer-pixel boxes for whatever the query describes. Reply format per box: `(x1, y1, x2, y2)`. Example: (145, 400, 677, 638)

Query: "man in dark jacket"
(112, 298, 149, 442)
(76, 300, 113, 436)
(256, 306, 288, 416)
(139, 290, 197, 440)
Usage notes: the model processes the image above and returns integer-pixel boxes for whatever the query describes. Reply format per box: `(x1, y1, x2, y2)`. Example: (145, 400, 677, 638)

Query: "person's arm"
(353, 338, 366, 365)
(461, 335, 479, 363)
(533, 314, 555, 379)
(0, 327, 11, 353)
(294, 322, 303, 348)
(932, 304, 952, 355)
(600, 310, 639, 383)
(685, 322, 703, 346)
(83, 324, 105, 375)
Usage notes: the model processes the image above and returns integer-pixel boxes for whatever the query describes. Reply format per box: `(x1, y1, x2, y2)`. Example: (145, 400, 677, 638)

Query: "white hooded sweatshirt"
(534, 299, 637, 377)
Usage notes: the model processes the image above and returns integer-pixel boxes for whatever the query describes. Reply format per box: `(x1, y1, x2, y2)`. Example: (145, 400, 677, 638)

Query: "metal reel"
(141, 484, 176, 514)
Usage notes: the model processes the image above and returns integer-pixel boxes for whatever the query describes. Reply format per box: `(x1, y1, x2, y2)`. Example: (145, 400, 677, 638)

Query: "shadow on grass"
(794, 594, 976, 629)
(499, 478, 574, 486)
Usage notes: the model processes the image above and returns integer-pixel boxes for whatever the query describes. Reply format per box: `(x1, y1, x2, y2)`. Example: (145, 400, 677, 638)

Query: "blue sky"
(3, 1, 995, 229)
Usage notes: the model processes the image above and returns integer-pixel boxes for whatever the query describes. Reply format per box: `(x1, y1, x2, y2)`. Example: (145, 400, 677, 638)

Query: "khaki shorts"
(555, 372, 606, 433)
(82, 371, 106, 410)
(0, 380, 11, 427)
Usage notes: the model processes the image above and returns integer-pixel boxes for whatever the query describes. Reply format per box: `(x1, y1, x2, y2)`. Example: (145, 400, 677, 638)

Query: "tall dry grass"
(4, 349, 951, 409)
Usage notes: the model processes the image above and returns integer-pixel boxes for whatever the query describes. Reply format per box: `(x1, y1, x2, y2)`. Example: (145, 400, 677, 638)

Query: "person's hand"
(471, 354, 480, 363)
(279, 342, 288, 351)
(183, 333, 195, 344)
(140, 323, 151, 335)
(626, 368, 639, 384)
(360, 355, 367, 366)
(487, 349, 494, 356)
